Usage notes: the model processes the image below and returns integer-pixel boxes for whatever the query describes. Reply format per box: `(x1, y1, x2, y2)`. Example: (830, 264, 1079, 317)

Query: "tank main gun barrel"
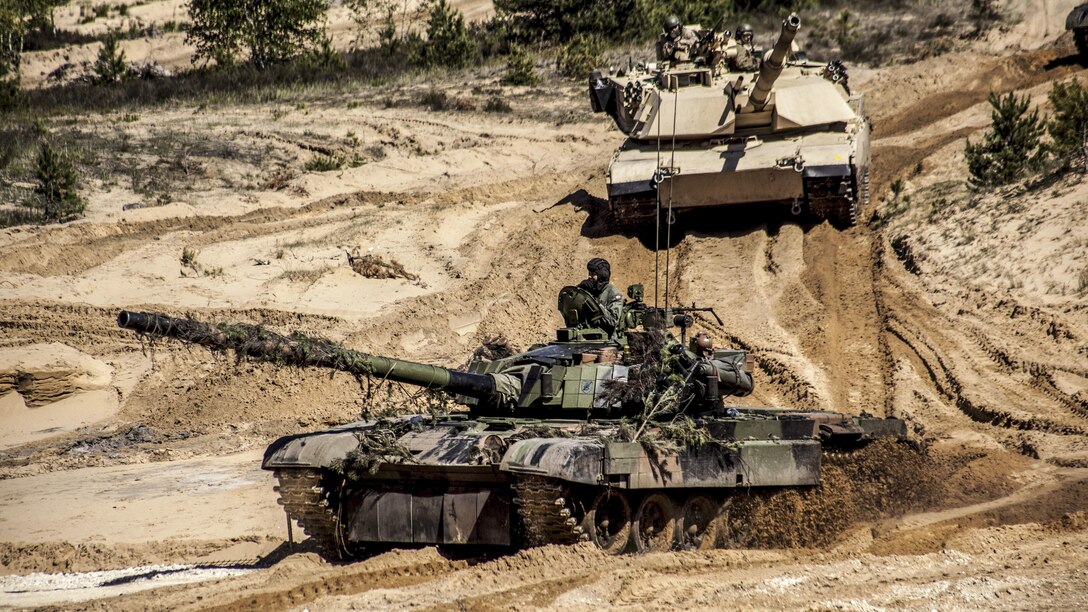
(748, 13, 801, 111)
(117, 311, 504, 402)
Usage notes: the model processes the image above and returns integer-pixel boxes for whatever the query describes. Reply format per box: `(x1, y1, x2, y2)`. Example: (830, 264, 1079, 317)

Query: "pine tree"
(420, 0, 475, 68)
(964, 91, 1045, 187)
(501, 45, 539, 86)
(1047, 79, 1088, 170)
(92, 33, 127, 84)
(31, 143, 84, 222)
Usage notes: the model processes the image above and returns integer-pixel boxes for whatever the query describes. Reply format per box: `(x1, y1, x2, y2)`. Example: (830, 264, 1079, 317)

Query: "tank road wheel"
(584, 489, 632, 554)
(633, 493, 678, 553)
(679, 494, 720, 550)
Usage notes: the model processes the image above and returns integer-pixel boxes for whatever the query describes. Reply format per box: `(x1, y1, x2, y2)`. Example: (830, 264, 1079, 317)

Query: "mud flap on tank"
(607, 181, 658, 224)
(802, 164, 858, 227)
(346, 485, 511, 546)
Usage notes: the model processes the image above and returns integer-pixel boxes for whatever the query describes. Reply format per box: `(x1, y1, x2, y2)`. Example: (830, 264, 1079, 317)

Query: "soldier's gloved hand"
(577, 279, 595, 291)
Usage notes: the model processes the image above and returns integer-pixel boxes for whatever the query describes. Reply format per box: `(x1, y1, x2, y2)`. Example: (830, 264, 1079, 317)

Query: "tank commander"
(689, 331, 715, 358)
(657, 15, 698, 63)
(726, 23, 760, 71)
(578, 257, 623, 327)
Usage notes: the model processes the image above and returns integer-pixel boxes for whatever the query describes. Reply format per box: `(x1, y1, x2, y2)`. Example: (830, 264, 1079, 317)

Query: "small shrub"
(30, 143, 85, 223)
(558, 34, 603, 79)
(501, 46, 539, 86)
(419, 0, 475, 68)
(0, 43, 20, 109)
(971, 0, 1001, 22)
(304, 35, 345, 70)
(420, 89, 448, 110)
(0, 77, 19, 112)
(181, 246, 199, 267)
(304, 154, 343, 172)
(1047, 78, 1088, 171)
(832, 9, 857, 50)
(965, 91, 1046, 188)
(484, 96, 512, 113)
(93, 33, 128, 85)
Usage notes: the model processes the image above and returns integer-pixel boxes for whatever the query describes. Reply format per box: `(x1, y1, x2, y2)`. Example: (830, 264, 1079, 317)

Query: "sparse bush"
(181, 246, 199, 267)
(965, 91, 1046, 188)
(304, 154, 343, 172)
(420, 89, 449, 110)
(305, 35, 346, 70)
(30, 143, 85, 222)
(0, 67, 19, 113)
(187, 0, 330, 68)
(558, 34, 603, 79)
(501, 46, 539, 86)
(832, 9, 857, 49)
(93, 33, 128, 85)
(1046, 78, 1088, 171)
(484, 96, 512, 113)
(419, 0, 476, 68)
(971, 0, 1000, 22)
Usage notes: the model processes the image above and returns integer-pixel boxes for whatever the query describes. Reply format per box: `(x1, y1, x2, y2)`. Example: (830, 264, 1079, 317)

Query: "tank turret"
(117, 287, 753, 419)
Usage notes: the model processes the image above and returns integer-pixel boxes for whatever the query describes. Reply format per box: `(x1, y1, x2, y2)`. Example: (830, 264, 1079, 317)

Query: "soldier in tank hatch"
(657, 15, 698, 63)
(728, 23, 760, 71)
(578, 257, 623, 327)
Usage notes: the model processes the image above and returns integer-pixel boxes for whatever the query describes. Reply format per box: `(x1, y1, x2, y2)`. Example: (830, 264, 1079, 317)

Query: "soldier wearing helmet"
(578, 258, 623, 328)
(657, 15, 698, 63)
(727, 23, 760, 71)
(689, 331, 715, 358)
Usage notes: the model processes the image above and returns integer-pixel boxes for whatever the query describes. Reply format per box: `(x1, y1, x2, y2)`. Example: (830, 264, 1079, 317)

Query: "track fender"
(499, 438, 605, 485)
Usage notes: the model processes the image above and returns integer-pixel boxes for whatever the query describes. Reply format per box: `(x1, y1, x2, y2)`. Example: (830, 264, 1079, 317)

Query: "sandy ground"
(2, 0, 1088, 609)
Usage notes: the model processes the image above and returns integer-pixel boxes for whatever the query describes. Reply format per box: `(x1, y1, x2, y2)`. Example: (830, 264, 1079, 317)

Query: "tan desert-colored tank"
(589, 14, 870, 227)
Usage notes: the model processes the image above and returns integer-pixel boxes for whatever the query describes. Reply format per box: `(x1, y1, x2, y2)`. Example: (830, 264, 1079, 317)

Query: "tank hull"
(263, 410, 904, 556)
(607, 121, 870, 227)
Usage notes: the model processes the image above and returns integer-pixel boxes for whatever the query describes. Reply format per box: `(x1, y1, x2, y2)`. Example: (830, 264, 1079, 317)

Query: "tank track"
(512, 476, 588, 546)
(273, 468, 343, 556)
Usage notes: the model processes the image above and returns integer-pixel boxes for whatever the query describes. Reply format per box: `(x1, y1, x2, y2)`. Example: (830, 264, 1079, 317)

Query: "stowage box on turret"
(118, 284, 905, 556)
(590, 14, 871, 227)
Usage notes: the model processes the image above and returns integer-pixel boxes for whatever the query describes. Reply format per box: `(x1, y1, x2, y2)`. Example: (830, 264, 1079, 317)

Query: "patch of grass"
(279, 267, 327, 284)
(304, 154, 343, 172)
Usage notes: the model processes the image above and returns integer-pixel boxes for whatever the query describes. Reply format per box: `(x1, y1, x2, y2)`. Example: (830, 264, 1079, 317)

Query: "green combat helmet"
(117, 284, 906, 557)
